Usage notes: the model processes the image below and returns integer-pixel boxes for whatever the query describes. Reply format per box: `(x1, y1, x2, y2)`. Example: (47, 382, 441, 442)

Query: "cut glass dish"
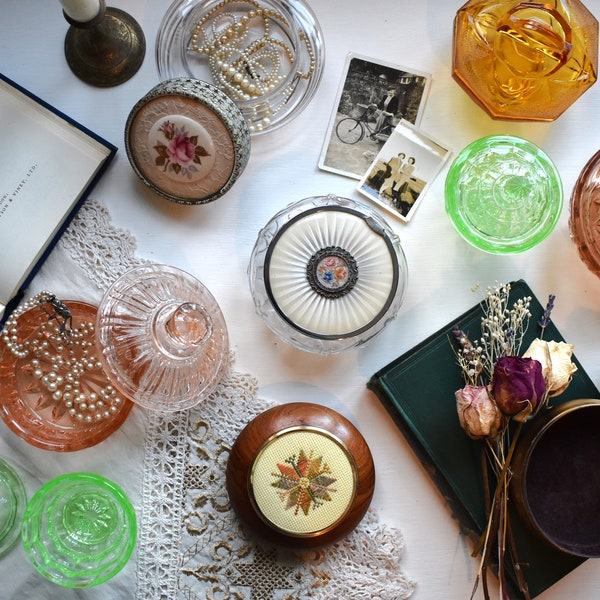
(0, 301, 134, 452)
(569, 149, 600, 278)
(96, 264, 229, 412)
(156, 0, 324, 135)
(445, 135, 563, 254)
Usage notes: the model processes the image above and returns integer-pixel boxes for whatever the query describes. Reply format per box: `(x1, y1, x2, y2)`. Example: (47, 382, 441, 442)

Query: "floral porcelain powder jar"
(125, 77, 251, 204)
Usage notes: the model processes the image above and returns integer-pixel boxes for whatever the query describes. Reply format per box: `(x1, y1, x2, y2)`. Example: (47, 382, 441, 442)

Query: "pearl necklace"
(1, 292, 123, 424)
(188, 0, 315, 132)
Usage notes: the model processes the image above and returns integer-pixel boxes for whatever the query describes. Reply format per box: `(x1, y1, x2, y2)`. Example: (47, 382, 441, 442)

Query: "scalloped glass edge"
(156, 0, 325, 136)
(0, 457, 26, 557)
(248, 194, 408, 354)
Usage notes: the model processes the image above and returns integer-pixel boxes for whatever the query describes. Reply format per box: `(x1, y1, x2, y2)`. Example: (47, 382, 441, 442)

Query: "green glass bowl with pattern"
(21, 473, 136, 588)
(445, 135, 563, 254)
(0, 457, 26, 557)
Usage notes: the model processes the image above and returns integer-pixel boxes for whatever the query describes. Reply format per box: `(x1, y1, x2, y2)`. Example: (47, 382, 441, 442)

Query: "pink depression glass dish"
(0, 301, 134, 452)
(569, 149, 600, 278)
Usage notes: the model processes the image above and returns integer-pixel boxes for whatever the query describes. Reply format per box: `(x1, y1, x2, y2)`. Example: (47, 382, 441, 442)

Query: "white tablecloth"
(3, 1, 600, 598)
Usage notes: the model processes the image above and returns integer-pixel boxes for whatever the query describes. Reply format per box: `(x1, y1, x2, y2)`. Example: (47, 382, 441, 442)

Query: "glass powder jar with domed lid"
(96, 264, 229, 412)
(248, 194, 408, 354)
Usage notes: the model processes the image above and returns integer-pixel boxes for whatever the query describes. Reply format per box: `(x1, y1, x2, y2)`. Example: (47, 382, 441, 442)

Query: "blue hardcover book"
(0, 72, 117, 326)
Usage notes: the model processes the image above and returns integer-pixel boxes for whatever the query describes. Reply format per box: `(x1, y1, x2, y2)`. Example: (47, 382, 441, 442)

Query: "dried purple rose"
(491, 356, 546, 421)
(455, 384, 502, 440)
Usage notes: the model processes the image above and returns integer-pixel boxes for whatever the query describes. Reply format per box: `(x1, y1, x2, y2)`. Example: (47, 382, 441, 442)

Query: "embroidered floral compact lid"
(125, 77, 250, 205)
(248, 194, 408, 354)
(226, 402, 375, 549)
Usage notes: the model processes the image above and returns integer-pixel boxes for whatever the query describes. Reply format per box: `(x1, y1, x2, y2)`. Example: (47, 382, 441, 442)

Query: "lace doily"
(60, 199, 150, 290)
(59, 199, 416, 600)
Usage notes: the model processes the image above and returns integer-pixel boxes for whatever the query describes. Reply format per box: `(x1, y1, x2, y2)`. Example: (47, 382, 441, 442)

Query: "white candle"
(60, 0, 101, 23)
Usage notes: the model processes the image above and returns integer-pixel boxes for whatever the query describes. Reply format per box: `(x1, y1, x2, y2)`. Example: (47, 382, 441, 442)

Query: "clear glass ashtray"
(445, 135, 563, 254)
(248, 194, 408, 354)
(156, 0, 325, 135)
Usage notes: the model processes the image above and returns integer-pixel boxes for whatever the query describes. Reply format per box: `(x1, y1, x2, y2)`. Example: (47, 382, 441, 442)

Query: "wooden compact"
(226, 402, 375, 549)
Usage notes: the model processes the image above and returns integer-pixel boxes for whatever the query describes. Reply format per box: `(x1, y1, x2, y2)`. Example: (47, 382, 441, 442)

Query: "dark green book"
(368, 280, 598, 598)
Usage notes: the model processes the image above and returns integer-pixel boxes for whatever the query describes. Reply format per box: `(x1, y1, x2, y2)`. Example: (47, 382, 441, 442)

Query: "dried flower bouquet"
(451, 284, 577, 600)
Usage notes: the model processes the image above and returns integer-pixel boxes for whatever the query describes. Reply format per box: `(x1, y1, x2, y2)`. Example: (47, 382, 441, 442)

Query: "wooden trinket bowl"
(226, 402, 375, 549)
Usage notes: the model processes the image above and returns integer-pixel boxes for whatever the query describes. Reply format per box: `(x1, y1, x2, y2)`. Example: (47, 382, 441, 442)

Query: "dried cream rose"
(523, 338, 578, 397)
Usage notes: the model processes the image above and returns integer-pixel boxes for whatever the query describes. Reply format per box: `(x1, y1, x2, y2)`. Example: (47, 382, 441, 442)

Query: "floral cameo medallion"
(307, 246, 358, 299)
(148, 115, 216, 183)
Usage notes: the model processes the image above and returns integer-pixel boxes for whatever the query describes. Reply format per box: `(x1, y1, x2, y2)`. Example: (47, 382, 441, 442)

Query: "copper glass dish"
(511, 399, 600, 557)
(569, 149, 600, 278)
(0, 301, 134, 452)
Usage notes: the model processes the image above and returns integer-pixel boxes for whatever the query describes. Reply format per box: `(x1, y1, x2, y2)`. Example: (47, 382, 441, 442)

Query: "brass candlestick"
(63, 0, 146, 87)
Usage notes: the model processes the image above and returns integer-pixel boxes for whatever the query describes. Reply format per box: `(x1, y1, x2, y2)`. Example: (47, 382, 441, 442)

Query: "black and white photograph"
(319, 53, 431, 180)
(357, 119, 451, 222)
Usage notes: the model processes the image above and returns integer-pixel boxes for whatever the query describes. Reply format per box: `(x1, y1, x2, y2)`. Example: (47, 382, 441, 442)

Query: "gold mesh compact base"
(226, 402, 375, 549)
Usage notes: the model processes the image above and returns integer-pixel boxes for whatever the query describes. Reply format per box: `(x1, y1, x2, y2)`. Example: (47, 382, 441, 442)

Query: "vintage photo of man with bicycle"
(319, 53, 431, 180)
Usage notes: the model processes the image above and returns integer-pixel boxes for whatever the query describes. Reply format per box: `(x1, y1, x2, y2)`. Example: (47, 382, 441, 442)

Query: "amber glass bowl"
(453, 0, 598, 121)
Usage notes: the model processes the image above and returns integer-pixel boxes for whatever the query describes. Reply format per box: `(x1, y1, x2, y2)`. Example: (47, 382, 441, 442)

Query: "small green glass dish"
(445, 135, 563, 254)
(0, 457, 26, 557)
(21, 473, 136, 588)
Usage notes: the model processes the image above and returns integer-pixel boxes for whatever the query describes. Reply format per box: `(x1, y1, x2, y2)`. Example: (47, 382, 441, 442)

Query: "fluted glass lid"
(96, 264, 229, 411)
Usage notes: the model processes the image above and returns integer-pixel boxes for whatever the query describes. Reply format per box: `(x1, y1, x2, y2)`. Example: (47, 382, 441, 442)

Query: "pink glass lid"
(96, 264, 229, 412)
(570, 149, 600, 278)
(0, 300, 134, 452)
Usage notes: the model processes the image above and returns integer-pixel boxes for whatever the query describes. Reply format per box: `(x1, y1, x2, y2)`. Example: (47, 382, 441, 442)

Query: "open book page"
(0, 77, 113, 316)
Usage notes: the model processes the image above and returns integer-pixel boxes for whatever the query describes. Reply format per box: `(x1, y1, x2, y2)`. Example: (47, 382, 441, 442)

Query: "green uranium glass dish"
(0, 457, 26, 557)
(21, 473, 136, 588)
(445, 135, 563, 254)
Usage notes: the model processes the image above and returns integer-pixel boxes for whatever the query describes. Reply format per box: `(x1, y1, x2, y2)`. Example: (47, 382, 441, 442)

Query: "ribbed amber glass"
(453, 0, 598, 121)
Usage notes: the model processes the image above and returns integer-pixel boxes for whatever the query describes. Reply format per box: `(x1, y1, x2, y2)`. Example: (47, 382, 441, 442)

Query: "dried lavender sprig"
(538, 294, 555, 338)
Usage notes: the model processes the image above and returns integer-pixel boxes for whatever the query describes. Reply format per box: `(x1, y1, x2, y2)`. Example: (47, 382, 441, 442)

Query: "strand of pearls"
(188, 0, 315, 131)
(1, 292, 122, 424)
